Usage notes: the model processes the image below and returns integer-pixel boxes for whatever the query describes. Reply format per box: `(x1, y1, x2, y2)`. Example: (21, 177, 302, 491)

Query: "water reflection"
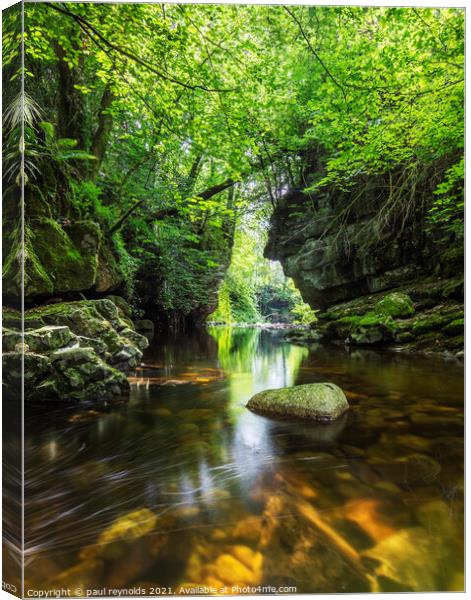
(22, 327, 463, 594)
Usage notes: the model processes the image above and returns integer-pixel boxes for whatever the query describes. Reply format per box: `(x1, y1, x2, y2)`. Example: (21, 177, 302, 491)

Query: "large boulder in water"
(246, 383, 349, 421)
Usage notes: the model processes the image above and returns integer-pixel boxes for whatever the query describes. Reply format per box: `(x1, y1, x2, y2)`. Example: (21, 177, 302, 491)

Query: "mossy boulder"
(48, 346, 129, 402)
(24, 219, 101, 297)
(375, 292, 415, 318)
(3, 352, 52, 389)
(24, 326, 75, 352)
(135, 319, 155, 341)
(95, 243, 122, 293)
(106, 295, 133, 318)
(441, 278, 464, 301)
(3, 328, 22, 352)
(439, 245, 464, 278)
(246, 382, 349, 421)
(346, 313, 397, 346)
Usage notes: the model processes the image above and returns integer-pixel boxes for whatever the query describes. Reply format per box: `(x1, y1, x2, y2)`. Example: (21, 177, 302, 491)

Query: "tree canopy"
(3, 2, 464, 318)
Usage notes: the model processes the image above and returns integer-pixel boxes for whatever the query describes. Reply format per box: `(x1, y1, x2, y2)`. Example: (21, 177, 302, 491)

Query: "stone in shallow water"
(246, 383, 349, 421)
(363, 527, 442, 591)
(82, 508, 158, 560)
(214, 553, 261, 586)
(227, 545, 263, 572)
(45, 559, 104, 591)
(230, 516, 264, 544)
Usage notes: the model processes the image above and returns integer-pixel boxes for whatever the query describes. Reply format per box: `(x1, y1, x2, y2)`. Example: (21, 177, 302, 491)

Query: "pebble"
(226, 545, 263, 571)
(230, 516, 263, 544)
(154, 408, 172, 417)
(215, 553, 261, 585)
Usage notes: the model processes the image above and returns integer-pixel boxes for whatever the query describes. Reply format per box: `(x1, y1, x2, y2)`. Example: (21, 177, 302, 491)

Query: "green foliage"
(112, 233, 139, 298)
(212, 273, 261, 324)
(290, 301, 317, 325)
(16, 3, 464, 316)
(38, 122, 96, 162)
(211, 214, 317, 324)
(428, 157, 464, 236)
(69, 180, 116, 225)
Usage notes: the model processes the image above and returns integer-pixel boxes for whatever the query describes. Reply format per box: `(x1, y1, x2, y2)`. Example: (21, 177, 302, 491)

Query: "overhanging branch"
(46, 3, 236, 93)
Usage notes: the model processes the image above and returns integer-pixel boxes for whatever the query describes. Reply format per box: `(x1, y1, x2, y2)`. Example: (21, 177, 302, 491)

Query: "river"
(23, 327, 464, 594)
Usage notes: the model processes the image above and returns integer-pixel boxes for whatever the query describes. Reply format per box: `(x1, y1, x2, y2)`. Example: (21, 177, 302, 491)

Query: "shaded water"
(23, 327, 464, 594)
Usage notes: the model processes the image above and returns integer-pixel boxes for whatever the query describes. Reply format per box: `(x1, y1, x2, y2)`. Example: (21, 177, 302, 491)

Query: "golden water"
(20, 327, 463, 594)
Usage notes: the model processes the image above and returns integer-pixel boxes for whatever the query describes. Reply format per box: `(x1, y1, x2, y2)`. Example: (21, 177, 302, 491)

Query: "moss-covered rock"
(375, 292, 415, 318)
(439, 245, 464, 278)
(119, 328, 149, 351)
(3, 328, 22, 352)
(135, 319, 155, 341)
(3, 351, 52, 388)
(442, 318, 464, 337)
(310, 281, 463, 353)
(2, 299, 148, 404)
(95, 243, 122, 293)
(24, 326, 75, 352)
(346, 313, 397, 346)
(24, 219, 100, 297)
(246, 382, 349, 421)
(106, 295, 133, 318)
(412, 314, 449, 335)
(48, 346, 129, 402)
(2, 218, 123, 300)
(440, 278, 464, 301)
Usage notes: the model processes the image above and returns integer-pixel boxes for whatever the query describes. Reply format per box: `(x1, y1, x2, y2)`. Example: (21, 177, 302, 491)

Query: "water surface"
(24, 327, 464, 594)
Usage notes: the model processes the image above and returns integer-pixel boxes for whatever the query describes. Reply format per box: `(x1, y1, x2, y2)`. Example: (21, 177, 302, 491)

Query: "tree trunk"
(54, 41, 87, 149)
(90, 85, 115, 180)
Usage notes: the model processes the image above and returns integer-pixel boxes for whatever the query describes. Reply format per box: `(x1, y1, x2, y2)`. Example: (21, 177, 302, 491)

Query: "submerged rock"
(246, 383, 349, 421)
(96, 508, 158, 555)
(214, 552, 262, 586)
(363, 527, 443, 591)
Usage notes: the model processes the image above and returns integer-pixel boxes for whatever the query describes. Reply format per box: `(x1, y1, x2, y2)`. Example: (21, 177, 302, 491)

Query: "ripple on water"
(22, 328, 463, 593)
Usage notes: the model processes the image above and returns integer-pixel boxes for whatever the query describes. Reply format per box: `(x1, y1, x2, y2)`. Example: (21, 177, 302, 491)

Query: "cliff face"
(265, 170, 464, 354)
(265, 173, 460, 310)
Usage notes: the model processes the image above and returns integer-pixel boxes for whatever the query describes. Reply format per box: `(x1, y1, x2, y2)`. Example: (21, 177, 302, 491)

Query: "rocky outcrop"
(288, 283, 464, 355)
(2, 299, 148, 403)
(247, 383, 349, 421)
(266, 170, 463, 353)
(2, 219, 122, 303)
(265, 180, 463, 310)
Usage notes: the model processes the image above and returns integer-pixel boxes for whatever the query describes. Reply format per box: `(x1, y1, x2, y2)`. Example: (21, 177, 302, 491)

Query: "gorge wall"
(265, 173, 458, 309)
(265, 167, 464, 354)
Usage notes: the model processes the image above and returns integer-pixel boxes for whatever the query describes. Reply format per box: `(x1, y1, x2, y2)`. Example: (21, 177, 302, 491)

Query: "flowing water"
(22, 327, 464, 594)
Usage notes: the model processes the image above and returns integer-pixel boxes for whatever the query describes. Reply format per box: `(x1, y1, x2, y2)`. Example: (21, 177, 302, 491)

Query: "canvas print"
(2, 1, 464, 596)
